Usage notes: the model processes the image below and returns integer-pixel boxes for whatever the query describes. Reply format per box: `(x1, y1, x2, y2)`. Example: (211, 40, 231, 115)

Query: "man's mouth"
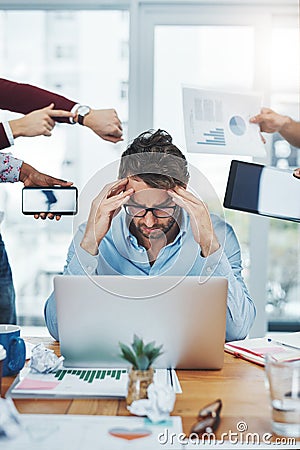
(141, 226, 162, 233)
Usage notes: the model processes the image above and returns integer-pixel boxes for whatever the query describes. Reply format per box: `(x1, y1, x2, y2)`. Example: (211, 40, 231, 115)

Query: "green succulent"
(119, 334, 164, 370)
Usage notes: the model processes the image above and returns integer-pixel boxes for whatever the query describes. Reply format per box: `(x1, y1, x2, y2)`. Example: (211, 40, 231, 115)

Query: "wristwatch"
(76, 105, 91, 125)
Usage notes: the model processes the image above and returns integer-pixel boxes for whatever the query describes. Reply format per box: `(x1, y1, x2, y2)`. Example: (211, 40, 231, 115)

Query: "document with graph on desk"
(225, 332, 300, 366)
(1, 414, 183, 450)
(8, 367, 181, 398)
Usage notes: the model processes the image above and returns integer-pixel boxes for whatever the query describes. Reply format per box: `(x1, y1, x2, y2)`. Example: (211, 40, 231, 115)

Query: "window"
(154, 25, 256, 284)
(0, 10, 129, 325)
(267, 25, 300, 331)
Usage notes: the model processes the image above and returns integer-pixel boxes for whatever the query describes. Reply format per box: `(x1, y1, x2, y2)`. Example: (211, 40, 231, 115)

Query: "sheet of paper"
(10, 367, 181, 398)
(0, 414, 183, 450)
(24, 341, 35, 360)
(275, 332, 300, 349)
(182, 86, 265, 157)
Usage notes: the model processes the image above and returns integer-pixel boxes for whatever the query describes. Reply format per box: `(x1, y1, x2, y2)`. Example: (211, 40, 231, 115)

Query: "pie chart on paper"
(229, 115, 246, 136)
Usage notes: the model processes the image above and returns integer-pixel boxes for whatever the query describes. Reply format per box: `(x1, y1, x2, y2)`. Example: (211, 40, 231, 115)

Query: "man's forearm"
(279, 117, 300, 148)
(0, 78, 76, 122)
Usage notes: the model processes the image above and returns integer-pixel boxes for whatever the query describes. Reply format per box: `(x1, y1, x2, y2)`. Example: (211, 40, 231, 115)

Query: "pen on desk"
(267, 338, 300, 351)
(168, 368, 173, 389)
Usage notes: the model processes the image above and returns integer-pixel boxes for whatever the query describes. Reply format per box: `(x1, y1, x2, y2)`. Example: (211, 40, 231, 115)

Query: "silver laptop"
(54, 275, 228, 370)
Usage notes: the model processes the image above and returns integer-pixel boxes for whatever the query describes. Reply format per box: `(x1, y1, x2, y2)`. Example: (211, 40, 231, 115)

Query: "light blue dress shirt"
(44, 210, 256, 341)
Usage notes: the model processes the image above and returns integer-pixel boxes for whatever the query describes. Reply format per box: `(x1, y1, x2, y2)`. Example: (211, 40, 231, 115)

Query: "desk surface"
(3, 337, 272, 439)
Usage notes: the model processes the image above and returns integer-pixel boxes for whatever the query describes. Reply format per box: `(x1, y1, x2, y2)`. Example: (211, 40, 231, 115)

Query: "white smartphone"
(224, 160, 300, 222)
(22, 186, 78, 215)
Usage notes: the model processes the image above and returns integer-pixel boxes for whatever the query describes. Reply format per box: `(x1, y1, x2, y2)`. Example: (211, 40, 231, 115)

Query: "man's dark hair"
(118, 129, 190, 188)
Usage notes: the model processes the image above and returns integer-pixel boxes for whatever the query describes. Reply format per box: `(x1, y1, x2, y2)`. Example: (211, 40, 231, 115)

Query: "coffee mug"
(0, 325, 26, 376)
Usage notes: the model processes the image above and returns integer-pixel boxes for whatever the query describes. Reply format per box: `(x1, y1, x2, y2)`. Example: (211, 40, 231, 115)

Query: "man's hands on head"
(168, 186, 220, 257)
(81, 178, 134, 256)
(9, 103, 74, 138)
(81, 109, 123, 143)
(19, 162, 73, 221)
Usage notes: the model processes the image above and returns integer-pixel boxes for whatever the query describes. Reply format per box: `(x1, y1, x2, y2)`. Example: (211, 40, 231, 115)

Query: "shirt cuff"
(69, 103, 80, 124)
(2, 122, 14, 146)
(199, 246, 232, 277)
(0, 154, 23, 183)
(68, 242, 99, 275)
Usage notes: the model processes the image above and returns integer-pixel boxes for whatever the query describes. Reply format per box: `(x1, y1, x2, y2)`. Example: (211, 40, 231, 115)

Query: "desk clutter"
(1, 338, 182, 448)
(8, 365, 181, 398)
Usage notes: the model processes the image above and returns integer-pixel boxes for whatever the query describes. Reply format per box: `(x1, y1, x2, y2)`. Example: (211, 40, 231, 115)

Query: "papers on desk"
(9, 367, 181, 398)
(0, 414, 183, 450)
(24, 341, 35, 360)
(225, 332, 300, 366)
(182, 86, 265, 157)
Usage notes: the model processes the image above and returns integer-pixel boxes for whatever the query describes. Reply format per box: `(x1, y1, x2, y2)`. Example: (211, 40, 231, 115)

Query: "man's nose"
(143, 210, 156, 227)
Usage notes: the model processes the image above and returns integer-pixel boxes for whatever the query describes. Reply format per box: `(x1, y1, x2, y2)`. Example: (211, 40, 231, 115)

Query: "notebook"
(225, 332, 300, 366)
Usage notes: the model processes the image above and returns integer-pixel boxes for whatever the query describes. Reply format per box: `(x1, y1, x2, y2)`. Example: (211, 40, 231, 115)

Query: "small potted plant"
(119, 335, 163, 406)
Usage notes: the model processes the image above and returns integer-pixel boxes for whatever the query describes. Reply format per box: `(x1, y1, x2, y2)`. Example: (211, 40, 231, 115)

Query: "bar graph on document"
(10, 367, 180, 398)
(55, 368, 127, 383)
(197, 128, 226, 146)
(182, 86, 265, 156)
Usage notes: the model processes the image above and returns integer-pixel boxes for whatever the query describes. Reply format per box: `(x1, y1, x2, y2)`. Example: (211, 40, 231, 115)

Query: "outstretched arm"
(0, 78, 123, 144)
(0, 78, 76, 121)
(250, 107, 300, 148)
(9, 103, 73, 139)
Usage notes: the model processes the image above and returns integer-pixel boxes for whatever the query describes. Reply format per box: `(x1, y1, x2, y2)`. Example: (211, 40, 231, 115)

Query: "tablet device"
(224, 160, 300, 222)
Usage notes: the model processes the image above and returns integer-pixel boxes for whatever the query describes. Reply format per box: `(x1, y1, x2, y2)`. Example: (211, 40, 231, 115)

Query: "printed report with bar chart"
(182, 86, 266, 157)
(9, 367, 181, 398)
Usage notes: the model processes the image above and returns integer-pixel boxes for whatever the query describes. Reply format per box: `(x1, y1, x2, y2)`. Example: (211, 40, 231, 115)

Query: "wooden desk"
(2, 337, 272, 439)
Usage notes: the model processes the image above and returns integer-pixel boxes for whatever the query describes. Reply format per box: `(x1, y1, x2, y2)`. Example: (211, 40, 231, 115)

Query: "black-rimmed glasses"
(123, 204, 177, 218)
(189, 399, 222, 437)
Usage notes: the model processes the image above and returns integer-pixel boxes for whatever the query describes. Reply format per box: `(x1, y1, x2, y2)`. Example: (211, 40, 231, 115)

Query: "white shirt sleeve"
(2, 122, 14, 146)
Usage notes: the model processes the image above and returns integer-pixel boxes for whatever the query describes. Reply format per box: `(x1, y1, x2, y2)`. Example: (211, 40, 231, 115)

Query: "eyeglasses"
(189, 399, 222, 437)
(123, 204, 177, 218)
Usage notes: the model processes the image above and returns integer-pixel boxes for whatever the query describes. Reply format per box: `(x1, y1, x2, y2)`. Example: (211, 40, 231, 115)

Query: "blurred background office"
(0, 0, 299, 336)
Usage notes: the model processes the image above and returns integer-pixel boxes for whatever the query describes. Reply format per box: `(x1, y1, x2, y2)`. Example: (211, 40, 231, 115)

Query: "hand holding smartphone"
(22, 186, 78, 216)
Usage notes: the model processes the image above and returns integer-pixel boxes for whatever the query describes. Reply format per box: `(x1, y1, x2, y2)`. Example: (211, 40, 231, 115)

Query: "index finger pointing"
(48, 109, 75, 118)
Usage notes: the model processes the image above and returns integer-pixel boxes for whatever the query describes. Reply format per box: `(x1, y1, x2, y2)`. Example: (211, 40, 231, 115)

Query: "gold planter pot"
(126, 367, 154, 406)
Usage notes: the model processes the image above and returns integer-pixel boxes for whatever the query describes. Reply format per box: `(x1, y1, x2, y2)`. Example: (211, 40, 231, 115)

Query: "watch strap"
(78, 114, 85, 126)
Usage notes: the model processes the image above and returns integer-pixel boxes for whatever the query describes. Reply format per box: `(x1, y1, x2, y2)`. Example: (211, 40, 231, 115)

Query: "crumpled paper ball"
(127, 382, 176, 423)
(29, 343, 64, 374)
(0, 398, 22, 439)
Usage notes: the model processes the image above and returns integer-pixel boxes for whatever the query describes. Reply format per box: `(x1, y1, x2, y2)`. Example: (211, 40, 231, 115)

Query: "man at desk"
(45, 129, 256, 342)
